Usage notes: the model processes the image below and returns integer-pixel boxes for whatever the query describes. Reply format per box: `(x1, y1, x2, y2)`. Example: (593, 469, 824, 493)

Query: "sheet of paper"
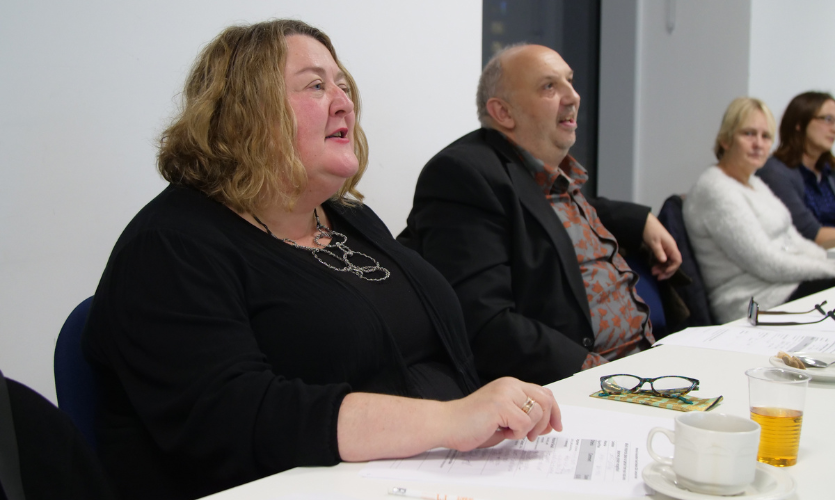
(271, 495, 361, 500)
(654, 325, 835, 355)
(360, 405, 674, 498)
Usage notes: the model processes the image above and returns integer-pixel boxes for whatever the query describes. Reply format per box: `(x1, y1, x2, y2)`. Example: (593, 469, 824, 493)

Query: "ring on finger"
(521, 397, 536, 414)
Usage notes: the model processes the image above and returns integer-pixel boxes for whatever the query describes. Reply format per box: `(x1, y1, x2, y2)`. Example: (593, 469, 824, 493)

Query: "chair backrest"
(0, 369, 25, 500)
(0, 369, 116, 500)
(53, 296, 99, 450)
(657, 195, 715, 329)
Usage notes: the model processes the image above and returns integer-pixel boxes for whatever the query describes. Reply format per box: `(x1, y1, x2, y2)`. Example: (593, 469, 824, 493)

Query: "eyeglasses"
(747, 298, 834, 326)
(813, 115, 835, 126)
(599, 374, 699, 404)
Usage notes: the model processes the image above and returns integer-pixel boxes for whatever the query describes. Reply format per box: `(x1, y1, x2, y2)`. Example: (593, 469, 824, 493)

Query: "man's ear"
(486, 97, 515, 130)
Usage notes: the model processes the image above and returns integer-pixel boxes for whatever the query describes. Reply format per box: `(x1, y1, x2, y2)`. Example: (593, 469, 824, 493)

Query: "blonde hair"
(714, 97, 776, 161)
(157, 19, 368, 213)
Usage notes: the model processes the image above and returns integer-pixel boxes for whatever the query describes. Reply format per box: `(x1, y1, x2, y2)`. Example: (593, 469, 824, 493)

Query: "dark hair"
(157, 19, 368, 213)
(773, 91, 835, 170)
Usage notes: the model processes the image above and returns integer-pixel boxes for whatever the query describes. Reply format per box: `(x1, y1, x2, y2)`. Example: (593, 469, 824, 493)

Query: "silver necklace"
(252, 209, 391, 282)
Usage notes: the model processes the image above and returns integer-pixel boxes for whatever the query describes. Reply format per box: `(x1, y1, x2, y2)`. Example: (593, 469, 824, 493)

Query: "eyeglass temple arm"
(755, 310, 835, 326)
(757, 300, 827, 315)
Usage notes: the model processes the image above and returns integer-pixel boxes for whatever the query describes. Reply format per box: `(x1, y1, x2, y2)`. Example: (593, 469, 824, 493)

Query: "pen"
(388, 486, 484, 500)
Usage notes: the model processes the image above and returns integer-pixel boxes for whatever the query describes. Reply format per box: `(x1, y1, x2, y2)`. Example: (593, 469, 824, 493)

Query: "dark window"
(483, 0, 601, 196)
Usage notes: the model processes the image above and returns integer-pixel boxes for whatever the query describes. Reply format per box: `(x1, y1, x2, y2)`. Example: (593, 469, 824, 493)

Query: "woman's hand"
(337, 378, 561, 462)
(438, 377, 562, 452)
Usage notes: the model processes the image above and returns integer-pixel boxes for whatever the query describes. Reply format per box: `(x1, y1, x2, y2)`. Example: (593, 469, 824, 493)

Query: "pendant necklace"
(252, 209, 391, 282)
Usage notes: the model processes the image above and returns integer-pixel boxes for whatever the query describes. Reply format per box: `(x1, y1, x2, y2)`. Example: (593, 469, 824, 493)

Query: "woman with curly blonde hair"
(83, 19, 562, 500)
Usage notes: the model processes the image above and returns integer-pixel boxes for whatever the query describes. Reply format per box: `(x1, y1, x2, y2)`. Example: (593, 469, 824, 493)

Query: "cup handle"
(646, 427, 675, 466)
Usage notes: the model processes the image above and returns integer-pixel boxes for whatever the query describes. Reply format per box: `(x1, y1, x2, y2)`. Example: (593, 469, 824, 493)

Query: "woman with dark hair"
(757, 91, 835, 246)
(684, 97, 835, 323)
(81, 19, 561, 500)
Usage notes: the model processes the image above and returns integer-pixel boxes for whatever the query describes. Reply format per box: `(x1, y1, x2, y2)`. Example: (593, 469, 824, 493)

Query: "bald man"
(398, 44, 681, 385)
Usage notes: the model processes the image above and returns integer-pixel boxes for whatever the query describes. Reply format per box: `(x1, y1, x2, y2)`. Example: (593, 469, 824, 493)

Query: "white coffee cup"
(646, 412, 761, 495)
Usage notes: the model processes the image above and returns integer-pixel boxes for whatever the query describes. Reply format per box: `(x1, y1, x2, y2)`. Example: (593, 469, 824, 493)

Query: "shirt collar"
(502, 134, 588, 195)
(799, 163, 833, 183)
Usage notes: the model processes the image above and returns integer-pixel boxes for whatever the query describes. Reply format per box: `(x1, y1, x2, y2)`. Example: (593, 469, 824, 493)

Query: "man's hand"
(642, 213, 682, 280)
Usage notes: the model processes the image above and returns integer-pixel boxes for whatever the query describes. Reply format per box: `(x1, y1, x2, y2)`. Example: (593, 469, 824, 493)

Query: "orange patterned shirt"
(515, 147, 654, 369)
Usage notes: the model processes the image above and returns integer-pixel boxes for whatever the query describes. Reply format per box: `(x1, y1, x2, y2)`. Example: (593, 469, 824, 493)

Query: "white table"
(202, 290, 835, 499)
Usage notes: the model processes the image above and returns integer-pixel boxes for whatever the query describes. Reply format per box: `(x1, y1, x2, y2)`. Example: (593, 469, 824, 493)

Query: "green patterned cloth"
(590, 391, 723, 412)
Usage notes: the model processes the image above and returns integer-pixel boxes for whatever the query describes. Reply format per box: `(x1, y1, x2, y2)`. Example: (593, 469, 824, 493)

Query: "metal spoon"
(795, 355, 835, 369)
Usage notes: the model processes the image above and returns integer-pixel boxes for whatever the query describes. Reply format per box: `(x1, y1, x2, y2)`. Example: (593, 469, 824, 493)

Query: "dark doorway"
(483, 0, 601, 196)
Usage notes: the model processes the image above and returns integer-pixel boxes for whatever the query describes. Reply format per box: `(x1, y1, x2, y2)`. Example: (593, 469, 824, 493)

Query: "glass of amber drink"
(745, 367, 811, 466)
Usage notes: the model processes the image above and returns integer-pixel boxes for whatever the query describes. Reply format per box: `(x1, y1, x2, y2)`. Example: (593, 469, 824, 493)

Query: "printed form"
(360, 405, 673, 497)
(654, 325, 835, 355)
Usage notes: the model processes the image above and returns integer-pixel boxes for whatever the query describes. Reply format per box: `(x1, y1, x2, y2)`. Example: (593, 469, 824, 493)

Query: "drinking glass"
(745, 367, 811, 466)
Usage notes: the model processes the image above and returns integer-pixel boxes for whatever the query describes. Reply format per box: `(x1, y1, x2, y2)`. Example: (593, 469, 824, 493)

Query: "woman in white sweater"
(684, 97, 835, 323)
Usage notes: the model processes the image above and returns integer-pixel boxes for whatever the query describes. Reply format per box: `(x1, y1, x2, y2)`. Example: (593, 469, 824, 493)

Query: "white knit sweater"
(683, 166, 835, 323)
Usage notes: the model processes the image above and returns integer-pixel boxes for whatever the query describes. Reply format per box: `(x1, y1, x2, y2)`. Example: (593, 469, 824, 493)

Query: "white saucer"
(769, 351, 835, 382)
(642, 461, 795, 500)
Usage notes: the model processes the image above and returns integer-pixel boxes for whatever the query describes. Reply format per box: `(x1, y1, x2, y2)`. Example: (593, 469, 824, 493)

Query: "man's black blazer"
(398, 128, 650, 385)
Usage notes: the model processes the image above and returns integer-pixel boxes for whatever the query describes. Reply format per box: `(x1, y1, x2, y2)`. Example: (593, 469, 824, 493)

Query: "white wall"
(601, 0, 835, 214)
(749, 0, 835, 126)
(633, 0, 751, 212)
(0, 0, 481, 403)
(599, 0, 751, 212)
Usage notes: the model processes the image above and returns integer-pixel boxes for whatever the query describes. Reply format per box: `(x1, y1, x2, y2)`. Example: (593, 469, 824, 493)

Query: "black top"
(320, 221, 466, 401)
(82, 185, 479, 500)
(399, 128, 650, 385)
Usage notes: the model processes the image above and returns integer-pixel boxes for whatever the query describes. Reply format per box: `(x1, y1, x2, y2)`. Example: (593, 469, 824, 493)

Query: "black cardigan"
(82, 185, 479, 500)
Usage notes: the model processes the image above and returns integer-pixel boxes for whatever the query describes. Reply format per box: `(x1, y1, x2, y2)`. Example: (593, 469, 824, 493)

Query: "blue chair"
(625, 255, 667, 339)
(53, 296, 99, 450)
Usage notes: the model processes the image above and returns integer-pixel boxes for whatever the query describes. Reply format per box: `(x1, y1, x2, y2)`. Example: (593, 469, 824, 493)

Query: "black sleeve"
(402, 154, 590, 385)
(85, 228, 350, 492)
(590, 197, 651, 252)
(757, 158, 821, 241)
